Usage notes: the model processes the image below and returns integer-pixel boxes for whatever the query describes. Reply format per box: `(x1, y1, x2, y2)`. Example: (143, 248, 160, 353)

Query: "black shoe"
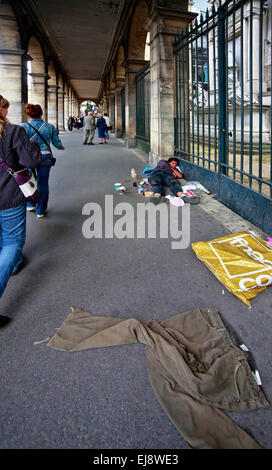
(83, 143, 87, 145)
(150, 195, 166, 205)
(0, 315, 11, 328)
(180, 194, 200, 204)
(11, 257, 25, 276)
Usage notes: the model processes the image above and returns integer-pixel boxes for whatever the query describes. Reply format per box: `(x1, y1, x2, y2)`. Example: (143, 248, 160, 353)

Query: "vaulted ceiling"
(28, 0, 122, 100)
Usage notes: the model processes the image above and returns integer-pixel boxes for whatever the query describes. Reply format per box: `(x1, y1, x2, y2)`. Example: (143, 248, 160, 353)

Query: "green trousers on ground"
(48, 307, 268, 449)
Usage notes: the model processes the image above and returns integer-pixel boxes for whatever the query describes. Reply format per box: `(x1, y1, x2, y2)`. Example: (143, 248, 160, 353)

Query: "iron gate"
(174, 0, 272, 234)
(136, 63, 150, 154)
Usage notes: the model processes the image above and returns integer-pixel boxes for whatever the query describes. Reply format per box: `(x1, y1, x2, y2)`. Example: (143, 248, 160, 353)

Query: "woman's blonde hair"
(0, 95, 10, 139)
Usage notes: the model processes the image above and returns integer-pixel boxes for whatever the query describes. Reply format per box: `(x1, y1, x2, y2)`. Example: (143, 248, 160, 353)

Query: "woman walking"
(0, 95, 41, 327)
(21, 104, 65, 218)
(96, 114, 107, 144)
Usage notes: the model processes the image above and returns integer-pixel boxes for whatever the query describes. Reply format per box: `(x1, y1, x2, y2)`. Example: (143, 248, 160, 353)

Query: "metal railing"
(136, 63, 150, 153)
(174, 0, 272, 200)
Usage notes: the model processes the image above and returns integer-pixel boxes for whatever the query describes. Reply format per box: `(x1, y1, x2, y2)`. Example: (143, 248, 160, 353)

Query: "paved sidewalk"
(0, 130, 271, 449)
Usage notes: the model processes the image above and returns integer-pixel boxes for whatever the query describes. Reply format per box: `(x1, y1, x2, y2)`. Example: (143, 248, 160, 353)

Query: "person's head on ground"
(0, 95, 10, 138)
(167, 157, 179, 170)
(25, 103, 43, 120)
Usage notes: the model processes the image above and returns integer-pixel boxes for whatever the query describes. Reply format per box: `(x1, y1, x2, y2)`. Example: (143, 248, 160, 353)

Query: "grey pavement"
(0, 129, 271, 450)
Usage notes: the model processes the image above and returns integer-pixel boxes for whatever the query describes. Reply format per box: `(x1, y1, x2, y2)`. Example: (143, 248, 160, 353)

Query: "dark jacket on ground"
(152, 159, 173, 175)
(0, 124, 42, 210)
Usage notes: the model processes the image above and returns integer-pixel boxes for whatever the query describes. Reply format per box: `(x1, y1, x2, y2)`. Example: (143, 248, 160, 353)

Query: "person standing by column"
(21, 104, 65, 218)
(0, 95, 41, 328)
(83, 111, 96, 145)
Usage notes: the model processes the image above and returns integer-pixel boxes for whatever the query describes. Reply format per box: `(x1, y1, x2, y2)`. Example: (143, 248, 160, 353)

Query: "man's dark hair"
(167, 157, 179, 164)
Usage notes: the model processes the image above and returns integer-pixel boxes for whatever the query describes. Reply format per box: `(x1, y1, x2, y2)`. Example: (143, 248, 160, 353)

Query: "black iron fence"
(136, 63, 150, 154)
(174, 0, 272, 233)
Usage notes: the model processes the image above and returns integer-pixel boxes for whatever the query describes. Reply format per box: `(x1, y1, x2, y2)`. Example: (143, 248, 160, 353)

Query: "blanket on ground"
(47, 306, 268, 449)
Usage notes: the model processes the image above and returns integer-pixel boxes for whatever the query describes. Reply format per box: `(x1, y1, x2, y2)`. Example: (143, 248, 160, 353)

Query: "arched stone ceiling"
(29, 0, 122, 99)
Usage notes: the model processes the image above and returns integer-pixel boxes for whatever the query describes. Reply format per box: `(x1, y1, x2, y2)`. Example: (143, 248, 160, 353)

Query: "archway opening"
(27, 36, 45, 111)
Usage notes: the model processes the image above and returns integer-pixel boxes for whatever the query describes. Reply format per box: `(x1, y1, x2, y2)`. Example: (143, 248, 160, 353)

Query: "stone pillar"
(68, 91, 72, 117)
(114, 78, 125, 138)
(109, 92, 115, 132)
(28, 72, 47, 111)
(47, 84, 58, 127)
(64, 90, 69, 129)
(0, 4, 24, 124)
(102, 92, 109, 114)
(145, 6, 196, 163)
(0, 49, 25, 124)
(244, 0, 266, 96)
(58, 90, 65, 131)
(72, 95, 77, 116)
(124, 59, 147, 147)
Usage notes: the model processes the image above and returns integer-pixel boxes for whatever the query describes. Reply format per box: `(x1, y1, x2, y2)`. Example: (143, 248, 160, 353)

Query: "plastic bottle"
(187, 181, 211, 194)
(131, 168, 137, 179)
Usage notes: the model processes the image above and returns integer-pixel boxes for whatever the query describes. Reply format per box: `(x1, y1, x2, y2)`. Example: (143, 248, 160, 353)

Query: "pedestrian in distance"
(21, 104, 65, 218)
(67, 116, 73, 131)
(76, 116, 81, 130)
(103, 112, 111, 140)
(83, 111, 96, 145)
(0, 95, 42, 328)
(96, 114, 107, 144)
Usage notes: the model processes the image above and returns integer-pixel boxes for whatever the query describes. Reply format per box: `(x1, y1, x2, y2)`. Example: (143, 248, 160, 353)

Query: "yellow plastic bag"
(192, 231, 272, 306)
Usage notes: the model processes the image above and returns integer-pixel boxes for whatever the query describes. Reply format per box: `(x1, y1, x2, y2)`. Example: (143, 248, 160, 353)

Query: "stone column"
(0, 3, 25, 123)
(102, 92, 109, 114)
(0, 48, 26, 124)
(244, 0, 266, 96)
(124, 59, 147, 147)
(68, 91, 72, 117)
(72, 96, 77, 116)
(64, 90, 69, 129)
(28, 72, 47, 111)
(145, 6, 196, 163)
(108, 91, 115, 132)
(47, 84, 58, 127)
(58, 90, 65, 131)
(114, 78, 125, 138)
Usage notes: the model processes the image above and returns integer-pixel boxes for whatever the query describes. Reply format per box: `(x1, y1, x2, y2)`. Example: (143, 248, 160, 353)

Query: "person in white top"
(103, 113, 111, 140)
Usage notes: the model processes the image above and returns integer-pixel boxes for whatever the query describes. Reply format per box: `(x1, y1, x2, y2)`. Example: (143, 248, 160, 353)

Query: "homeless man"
(148, 158, 183, 202)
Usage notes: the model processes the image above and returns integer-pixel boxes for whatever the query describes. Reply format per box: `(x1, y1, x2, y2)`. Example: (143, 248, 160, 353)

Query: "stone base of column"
(148, 151, 158, 166)
(125, 136, 136, 148)
(148, 151, 174, 166)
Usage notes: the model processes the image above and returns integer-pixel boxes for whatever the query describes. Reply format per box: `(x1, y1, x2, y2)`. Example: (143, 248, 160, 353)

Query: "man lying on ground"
(148, 157, 183, 203)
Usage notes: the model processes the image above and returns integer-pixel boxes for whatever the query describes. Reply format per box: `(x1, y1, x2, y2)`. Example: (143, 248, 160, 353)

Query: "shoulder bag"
(27, 123, 56, 167)
(0, 140, 39, 203)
